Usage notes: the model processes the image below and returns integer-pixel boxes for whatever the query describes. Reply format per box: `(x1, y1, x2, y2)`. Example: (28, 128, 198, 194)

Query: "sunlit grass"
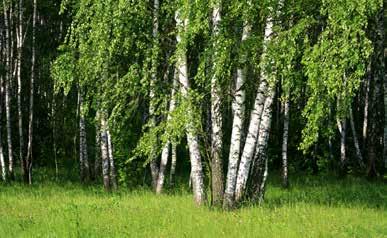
(0, 174, 386, 237)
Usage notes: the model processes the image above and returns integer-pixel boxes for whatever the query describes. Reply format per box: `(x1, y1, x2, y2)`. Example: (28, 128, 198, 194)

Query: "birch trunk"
(234, 80, 268, 202)
(149, 0, 160, 190)
(349, 107, 364, 168)
(363, 67, 370, 144)
(107, 130, 117, 190)
(234, 16, 274, 202)
(210, 4, 224, 206)
(223, 24, 249, 209)
(79, 89, 90, 182)
(17, 0, 27, 183)
(100, 116, 110, 191)
(367, 8, 384, 178)
(337, 118, 347, 174)
(3, 1, 14, 180)
(176, 10, 206, 205)
(94, 123, 101, 179)
(281, 99, 289, 188)
(0, 75, 6, 181)
(26, 0, 37, 184)
(169, 143, 177, 186)
(251, 90, 275, 203)
(156, 75, 177, 194)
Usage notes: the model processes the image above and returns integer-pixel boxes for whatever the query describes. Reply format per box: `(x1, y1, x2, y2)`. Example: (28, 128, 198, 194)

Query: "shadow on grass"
(260, 172, 387, 210)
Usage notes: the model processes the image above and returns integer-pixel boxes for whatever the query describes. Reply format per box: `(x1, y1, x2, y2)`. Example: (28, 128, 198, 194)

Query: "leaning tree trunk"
(234, 80, 268, 202)
(175, 9, 206, 205)
(250, 89, 275, 203)
(223, 23, 249, 209)
(281, 99, 290, 188)
(3, 1, 14, 180)
(349, 107, 365, 168)
(156, 73, 177, 194)
(26, 0, 37, 184)
(234, 15, 274, 202)
(210, 3, 224, 206)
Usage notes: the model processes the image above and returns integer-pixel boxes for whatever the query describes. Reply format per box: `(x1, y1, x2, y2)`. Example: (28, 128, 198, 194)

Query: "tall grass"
(0, 174, 385, 237)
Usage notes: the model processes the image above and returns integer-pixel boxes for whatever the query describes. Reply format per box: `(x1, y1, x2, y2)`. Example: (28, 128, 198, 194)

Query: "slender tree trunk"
(26, 0, 37, 184)
(3, 1, 14, 180)
(94, 123, 101, 180)
(363, 67, 370, 144)
(223, 24, 249, 209)
(169, 143, 177, 186)
(0, 75, 6, 181)
(235, 10, 273, 202)
(368, 8, 384, 178)
(176, 10, 206, 205)
(107, 130, 117, 190)
(149, 0, 160, 191)
(234, 80, 268, 202)
(281, 99, 290, 188)
(100, 115, 110, 191)
(349, 107, 365, 168)
(17, 0, 27, 183)
(156, 74, 177, 194)
(235, 16, 274, 202)
(250, 90, 275, 203)
(337, 118, 347, 175)
(52, 97, 59, 179)
(210, 4, 224, 206)
(79, 89, 90, 182)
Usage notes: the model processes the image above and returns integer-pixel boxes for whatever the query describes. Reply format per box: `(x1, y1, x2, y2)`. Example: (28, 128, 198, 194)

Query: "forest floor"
(0, 174, 386, 238)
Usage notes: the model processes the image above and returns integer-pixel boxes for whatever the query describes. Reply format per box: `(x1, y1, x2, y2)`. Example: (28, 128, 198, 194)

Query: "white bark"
(26, 0, 37, 184)
(281, 99, 289, 188)
(235, 15, 273, 203)
(156, 75, 177, 194)
(252, 89, 275, 203)
(337, 118, 347, 169)
(349, 107, 364, 167)
(169, 143, 177, 186)
(223, 24, 249, 209)
(210, 4, 224, 205)
(234, 80, 268, 202)
(79, 89, 90, 182)
(0, 75, 6, 181)
(149, 0, 160, 190)
(3, 1, 14, 179)
(107, 130, 117, 190)
(17, 0, 26, 182)
(100, 116, 110, 191)
(176, 10, 206, 205)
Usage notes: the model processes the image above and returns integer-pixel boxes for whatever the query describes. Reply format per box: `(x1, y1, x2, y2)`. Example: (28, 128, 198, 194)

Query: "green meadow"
(0, 175, 385, 238)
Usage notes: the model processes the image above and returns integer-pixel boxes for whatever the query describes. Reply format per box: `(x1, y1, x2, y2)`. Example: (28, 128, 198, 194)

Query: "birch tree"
(210, 0, 224, 206)
(223, 23, 249, 209)
(3, 0, 14, 180)
(175, 8, 206, 205)
(234, 15, 274, 203)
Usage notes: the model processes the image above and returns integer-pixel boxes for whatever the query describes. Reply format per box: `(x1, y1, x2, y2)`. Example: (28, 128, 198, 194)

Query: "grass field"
(0, 174, 386, 238)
